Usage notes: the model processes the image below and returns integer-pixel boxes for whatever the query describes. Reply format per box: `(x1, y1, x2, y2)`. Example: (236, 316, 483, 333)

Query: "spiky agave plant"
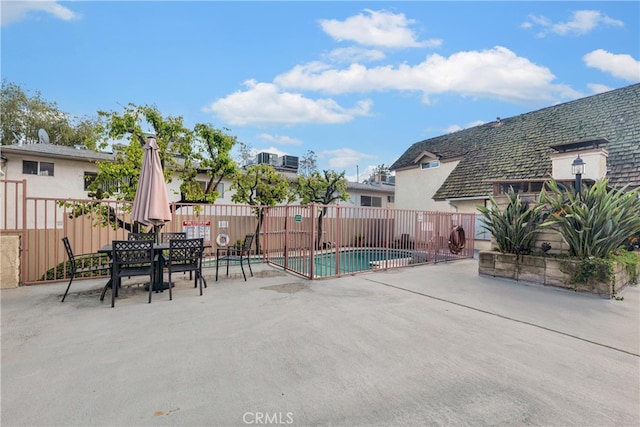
(477, 187, 548, 254)
(539, 178, 640, 258)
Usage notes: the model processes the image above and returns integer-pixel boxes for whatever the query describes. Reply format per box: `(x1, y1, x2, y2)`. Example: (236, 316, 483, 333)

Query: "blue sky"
(2, 1, 639, 181)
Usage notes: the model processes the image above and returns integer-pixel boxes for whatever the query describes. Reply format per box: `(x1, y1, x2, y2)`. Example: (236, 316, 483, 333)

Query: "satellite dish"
(38, 129, 50, 144)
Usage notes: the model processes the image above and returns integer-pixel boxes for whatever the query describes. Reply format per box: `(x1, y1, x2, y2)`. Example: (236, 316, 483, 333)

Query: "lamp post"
(571, 155, 585, 195)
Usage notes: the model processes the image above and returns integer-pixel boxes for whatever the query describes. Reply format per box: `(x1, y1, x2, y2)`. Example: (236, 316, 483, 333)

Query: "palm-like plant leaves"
(477, 188, 547, 254)
(540, 178, 640, 258)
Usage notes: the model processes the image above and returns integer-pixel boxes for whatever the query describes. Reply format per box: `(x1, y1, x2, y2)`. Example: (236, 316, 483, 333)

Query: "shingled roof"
(0, 143, 114, 162)
(390, 83, 640, 200)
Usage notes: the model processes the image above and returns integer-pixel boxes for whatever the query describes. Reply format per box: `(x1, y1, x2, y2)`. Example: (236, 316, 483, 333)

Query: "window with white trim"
(361, 195, 382, 207)
(23, 160, 54, 176)
(421, 160, 440, 169)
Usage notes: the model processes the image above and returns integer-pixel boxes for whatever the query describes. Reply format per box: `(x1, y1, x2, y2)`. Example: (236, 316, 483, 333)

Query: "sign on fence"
(182, 220, 211, 246)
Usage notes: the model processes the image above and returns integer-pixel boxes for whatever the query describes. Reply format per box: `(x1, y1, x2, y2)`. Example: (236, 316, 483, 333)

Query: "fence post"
(309, 204, 315, 279)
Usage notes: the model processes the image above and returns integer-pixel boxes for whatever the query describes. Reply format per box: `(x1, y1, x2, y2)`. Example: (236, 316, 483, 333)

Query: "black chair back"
(113, 240, 154, 266)
(167, 238, 206, 296)
(128, 232, 156, 242)
(62, 236, 77, 270)
(169, 238, 203, 265)
(242, 233, 255, 254)
(112, 239, 159, 304)
(161, 232, 187, 243)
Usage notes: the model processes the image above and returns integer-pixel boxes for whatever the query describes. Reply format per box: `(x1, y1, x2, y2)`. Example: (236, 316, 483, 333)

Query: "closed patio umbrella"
(131, 137, 171, 242)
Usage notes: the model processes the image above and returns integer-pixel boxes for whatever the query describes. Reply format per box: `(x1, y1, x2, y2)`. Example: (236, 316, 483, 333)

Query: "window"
(387, 195, 395, 203)
(23, 161, 38, 175)
(497, 181, 545, 195)
(421, 160, 440, 169)
(361, 195, 382, 207)
(23, 160, 54, 176)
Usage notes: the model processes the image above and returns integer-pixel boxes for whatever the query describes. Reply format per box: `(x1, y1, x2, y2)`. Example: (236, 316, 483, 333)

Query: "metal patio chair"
(160, 232, 188, 276)
(112, 239, 160, 305)
(128, 232, 156, 242)
(161, 232, 186, 243)
(60, 237, 111, 302)
(216, 233, 254, 281)
(166, 238, 207, 296)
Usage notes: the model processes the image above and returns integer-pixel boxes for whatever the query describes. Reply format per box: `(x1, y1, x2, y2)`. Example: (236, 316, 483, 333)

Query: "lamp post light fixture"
(571, 155, 585, 195)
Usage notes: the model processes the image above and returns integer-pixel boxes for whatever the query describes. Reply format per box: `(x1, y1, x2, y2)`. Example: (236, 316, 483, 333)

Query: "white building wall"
(343, 190, 394, 208)
(394, 160, 459, 212)
(2, 152, 99, 200)
(551, 148, 608, 181)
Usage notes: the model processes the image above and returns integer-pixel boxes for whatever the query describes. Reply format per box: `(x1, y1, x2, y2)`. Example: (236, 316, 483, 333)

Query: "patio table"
(97, 242, 170, 301)
(97, 242, 212, 306)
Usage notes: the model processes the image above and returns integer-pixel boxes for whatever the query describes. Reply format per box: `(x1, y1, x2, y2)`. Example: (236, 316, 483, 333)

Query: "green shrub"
(477, 188, 548, 254)
(540, 178, 640, 258)
(612, 250, 640, 285)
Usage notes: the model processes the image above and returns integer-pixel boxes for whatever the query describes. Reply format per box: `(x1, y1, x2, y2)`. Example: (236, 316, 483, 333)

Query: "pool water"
(282, 248, 415, 277)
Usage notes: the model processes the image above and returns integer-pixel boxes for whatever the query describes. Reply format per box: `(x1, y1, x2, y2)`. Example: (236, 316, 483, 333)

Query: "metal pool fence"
(262, 205, 475, 279)
(1, 179, 474, 285)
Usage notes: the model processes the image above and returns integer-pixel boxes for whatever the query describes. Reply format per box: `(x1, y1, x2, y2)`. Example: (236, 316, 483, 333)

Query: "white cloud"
(257, 133, 302, 146)
(583, 49, 640, 82)
(324, 47, 386, 63)
(523, 10, 623, 37)
(319, 148, 376, 170)
(1, 0, 79, 26)
(202, 80, 373, 126)
(586, 83, 612, 94)
(445, 120, 486, 134)
(275, 46, 581, 104)
(319, 9, 441, 49)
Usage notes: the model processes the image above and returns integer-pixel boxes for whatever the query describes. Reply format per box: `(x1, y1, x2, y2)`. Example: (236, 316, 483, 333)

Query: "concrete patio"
(1, 259, 639, 426)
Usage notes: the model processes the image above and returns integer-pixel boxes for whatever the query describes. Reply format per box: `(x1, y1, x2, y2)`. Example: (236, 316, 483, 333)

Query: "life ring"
(216, 233, 229, 247)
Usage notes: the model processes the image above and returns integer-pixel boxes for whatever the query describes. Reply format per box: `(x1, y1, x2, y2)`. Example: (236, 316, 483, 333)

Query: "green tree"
(296, 170, 349, 249)
(231, 164, 292, 254)
(63, 103, 238, 232)
(1, 79, 98, 147)
(91, 103, 238, 203)
(298, 150, 318, 176)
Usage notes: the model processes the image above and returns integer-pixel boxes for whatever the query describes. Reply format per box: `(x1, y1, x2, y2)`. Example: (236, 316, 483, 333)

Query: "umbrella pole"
(154, 224, 160, 244)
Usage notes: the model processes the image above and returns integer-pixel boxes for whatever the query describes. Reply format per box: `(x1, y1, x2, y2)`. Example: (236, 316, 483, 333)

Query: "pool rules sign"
(182, 220, 211, 246)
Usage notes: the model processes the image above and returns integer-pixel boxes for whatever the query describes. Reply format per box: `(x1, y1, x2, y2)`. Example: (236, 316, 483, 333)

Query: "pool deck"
(1, 259, 639, 426)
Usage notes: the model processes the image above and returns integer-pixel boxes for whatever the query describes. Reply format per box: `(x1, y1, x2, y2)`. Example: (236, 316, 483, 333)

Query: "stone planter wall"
(479, 251, 639, 298)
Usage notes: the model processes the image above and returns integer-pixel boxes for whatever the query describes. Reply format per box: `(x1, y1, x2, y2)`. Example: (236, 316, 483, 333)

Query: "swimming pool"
(277, 248, 419, 277)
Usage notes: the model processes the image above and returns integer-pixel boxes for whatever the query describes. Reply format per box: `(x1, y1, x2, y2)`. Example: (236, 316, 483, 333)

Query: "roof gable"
(390, 83, 640, 200)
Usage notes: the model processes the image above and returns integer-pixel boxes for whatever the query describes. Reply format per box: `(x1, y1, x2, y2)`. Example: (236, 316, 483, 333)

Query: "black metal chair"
(128, 232, 156, 242)
(160, 232, 188, 277)
(216, 233, 254, 281)
(112, 239, 160, 305)
(166, 238, 207, 296)
(161, 232, 186, 243)
(60, 237, 111, 302)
